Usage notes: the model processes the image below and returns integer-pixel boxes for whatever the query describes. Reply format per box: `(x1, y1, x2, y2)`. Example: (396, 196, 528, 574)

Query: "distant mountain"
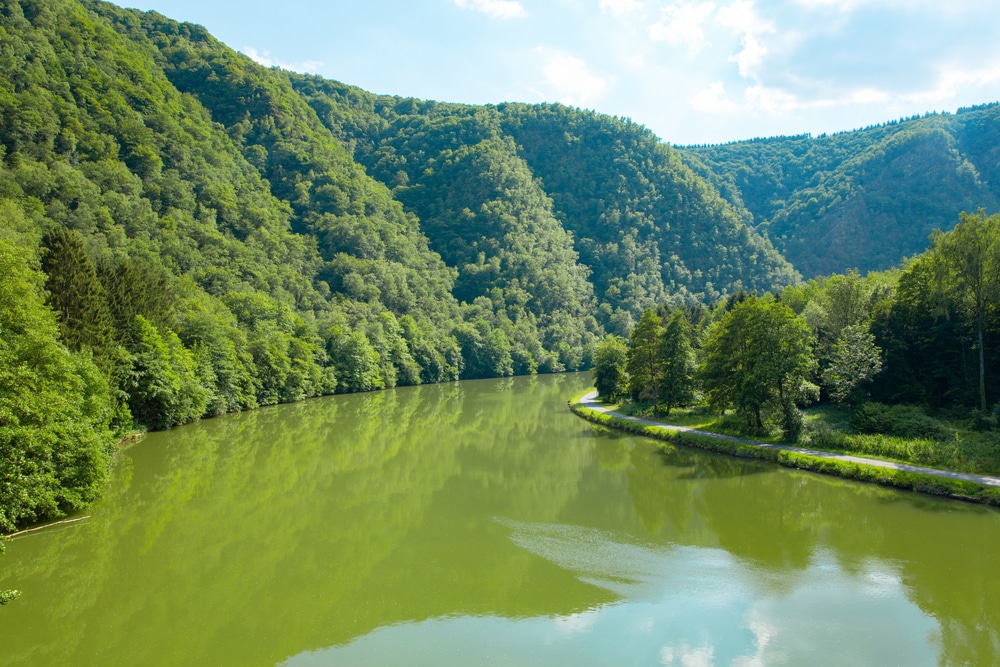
(683, 105, 1000, 277)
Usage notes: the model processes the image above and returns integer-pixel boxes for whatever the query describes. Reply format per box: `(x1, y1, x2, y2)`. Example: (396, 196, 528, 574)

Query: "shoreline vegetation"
(569, 390, 1000, 507)
(1, 0, 998, 542)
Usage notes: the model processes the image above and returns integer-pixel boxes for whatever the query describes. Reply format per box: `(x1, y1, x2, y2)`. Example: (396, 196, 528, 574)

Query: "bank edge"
(568, 390, 1000, 508)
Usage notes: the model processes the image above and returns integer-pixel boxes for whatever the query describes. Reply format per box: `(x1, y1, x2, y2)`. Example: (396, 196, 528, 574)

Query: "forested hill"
(289, 78, 798, 334)
(683, 105, 1000, 277)
(0, 0, 802, 529)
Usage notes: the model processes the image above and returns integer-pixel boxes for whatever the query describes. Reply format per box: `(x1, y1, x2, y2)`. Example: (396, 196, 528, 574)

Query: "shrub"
(850, 402, 950, 439)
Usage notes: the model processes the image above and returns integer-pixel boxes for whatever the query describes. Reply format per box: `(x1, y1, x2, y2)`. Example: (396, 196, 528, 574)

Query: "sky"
(121, 0, 1000, 145)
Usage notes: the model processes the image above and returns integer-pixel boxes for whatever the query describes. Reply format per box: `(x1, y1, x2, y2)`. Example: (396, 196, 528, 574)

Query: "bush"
(850, 402, 950, 439)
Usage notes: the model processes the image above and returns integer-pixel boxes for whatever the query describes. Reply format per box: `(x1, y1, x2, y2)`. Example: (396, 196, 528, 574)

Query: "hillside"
(685, 106, 1000, 276)
(0, 0, 807, 528)
(290, 77, 798, 334)
(7, 0, 1000, 532)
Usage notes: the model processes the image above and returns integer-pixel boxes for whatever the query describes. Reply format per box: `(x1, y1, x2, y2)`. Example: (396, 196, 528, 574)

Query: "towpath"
(579, 390, 1000, 488)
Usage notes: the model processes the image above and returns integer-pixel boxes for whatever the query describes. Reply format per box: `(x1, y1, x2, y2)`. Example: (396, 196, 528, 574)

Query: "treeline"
(596, 211, 1000, 437)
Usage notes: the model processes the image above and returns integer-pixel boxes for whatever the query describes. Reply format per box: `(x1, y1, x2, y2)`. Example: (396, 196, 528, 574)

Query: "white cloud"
(792, 0, 867, 11)
(716, 0, 774, 79)
(600, 0, 643, 17)
(454, 0, 527, 20)
(905, 61, 1000, 104)
(536, 47, 609, 106)
(242, 47, 275, 67)
(691, 81, 738, 112)
(241, 47, 324, 74)
(658, 643, 715, 667)
(649, 2, 717, 53)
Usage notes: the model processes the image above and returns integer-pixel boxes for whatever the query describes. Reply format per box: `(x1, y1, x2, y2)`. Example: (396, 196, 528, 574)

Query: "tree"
(39, 228, 115, 363)
(626, 308, 664, 403)
(822, 324, 883, 403)
(127, 315, 209, 429)
(657, 310, 697, 415)
(592, 335, 628, 401)
(701, 296, 815, 437)
(329, 330, 384, 393)
(0, 232, 115, 531)
(931, 210, 1000, 414)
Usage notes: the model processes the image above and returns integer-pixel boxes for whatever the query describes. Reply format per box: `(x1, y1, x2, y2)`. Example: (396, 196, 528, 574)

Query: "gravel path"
(579, 390, 1000, 488)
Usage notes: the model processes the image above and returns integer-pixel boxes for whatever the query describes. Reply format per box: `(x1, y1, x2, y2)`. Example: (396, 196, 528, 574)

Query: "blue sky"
(123, 0, 1000, 145)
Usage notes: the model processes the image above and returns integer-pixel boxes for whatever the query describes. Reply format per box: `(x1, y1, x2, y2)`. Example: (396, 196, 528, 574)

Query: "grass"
(801, 403, 1000, 476)
(569, 390, 1000, 508)
(616, 400, 785, 443)
(609, 395, 1000, 476)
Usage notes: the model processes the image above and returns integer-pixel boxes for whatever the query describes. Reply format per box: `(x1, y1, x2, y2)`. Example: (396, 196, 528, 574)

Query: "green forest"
(1, 0, 999, 537)
(685, 106, 1000, 277)
(596, 210, 1000, 473)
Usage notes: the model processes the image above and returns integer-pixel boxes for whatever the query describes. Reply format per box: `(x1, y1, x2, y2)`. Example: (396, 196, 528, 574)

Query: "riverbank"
(569, 389, 1000, 507)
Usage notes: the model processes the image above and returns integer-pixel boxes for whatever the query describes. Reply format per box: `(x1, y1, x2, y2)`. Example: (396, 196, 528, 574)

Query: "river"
(1, 372, 998, 665)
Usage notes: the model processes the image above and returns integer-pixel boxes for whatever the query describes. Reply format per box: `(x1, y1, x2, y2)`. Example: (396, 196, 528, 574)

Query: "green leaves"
(701, 296, 815, 436)
(822, 324, 883, 403)
(592, 335, 628, 402)
(0, 227, 114, 532)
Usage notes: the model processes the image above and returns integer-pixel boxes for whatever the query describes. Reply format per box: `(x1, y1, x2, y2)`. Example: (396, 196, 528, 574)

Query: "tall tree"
(626, 308, 665, 404)
(657, 310, 697, 415)
(592, 334, 628, 401)
(822, 324, 883, 403)
(39, 228, 115, 363)
(701, 296, 815, 436)
(931, 210, 1000, 414)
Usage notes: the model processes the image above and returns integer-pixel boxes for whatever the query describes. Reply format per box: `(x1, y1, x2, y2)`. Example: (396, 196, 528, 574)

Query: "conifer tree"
(657, 310, 697, 415)
(39, 227, 115, 364)
(626, 308, 664, 404)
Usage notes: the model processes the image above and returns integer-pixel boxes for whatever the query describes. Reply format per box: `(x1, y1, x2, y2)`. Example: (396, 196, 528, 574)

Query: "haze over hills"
(2, 0, 999, 529)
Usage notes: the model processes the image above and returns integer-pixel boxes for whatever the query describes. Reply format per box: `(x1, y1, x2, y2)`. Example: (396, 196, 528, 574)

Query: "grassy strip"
(569, 392, 1000, 507)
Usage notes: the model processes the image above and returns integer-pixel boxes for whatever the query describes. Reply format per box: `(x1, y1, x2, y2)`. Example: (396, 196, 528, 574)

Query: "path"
(579, 390, 1000, 488)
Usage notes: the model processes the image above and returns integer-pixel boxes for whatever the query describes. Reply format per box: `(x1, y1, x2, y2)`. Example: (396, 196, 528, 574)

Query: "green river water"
(1, 372, 999, 666)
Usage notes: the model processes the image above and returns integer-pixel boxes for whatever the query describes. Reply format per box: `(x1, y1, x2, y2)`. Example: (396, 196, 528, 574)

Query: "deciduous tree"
(701, 296, 815, 437)
(592, 335, 628, 401)
(931, 210, 1000, 414)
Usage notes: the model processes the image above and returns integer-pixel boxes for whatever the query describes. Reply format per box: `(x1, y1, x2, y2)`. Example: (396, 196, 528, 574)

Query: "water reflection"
(291, 524, 938, 667)
(1, 373, 998, 666)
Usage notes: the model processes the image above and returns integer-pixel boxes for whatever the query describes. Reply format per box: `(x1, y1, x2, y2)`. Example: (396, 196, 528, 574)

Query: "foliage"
(291, 79, 800, 325)
(657, 310, 697, 414)
(626, 309, 665, 403)
(822, 324, 883, 403)
(592, 335, 628, 401)
(701, 296, 816, 437)
(686, 107, 1000, 277)
(0, 226, 114, 532)
(929, 210, 1000, 414)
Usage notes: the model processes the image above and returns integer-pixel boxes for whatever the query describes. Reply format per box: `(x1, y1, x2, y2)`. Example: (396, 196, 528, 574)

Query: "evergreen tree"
(39, 227, 115, 364)
(626, 308, 664, 404)
(657, 310, 697, 415)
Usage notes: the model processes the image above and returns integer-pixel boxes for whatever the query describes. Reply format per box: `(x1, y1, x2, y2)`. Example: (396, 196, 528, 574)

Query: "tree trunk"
(979, 313, 987, 415)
